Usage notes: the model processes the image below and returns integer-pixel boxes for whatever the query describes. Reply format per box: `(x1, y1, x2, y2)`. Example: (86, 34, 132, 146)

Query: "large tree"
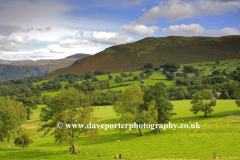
(190, 89, 216, 117)
(114, 86, 158, 136)
(0, 97, 26, 142)
(142, 83, 174, 127)
(40, 90, 99, 154)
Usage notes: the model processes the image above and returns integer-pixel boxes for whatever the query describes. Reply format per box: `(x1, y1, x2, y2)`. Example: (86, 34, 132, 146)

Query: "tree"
(22, 96, 37, 120)
(144, 63, 154, 68)
(166, 74, 175, 80)
(113, 86, 158, 136)
(215, 61, 220, 65)
(140, 72, 145, 79)
(42, 94, 51, 105)
(190, 89, 216, 117)
(115, 76, 122, 83)
(212, 70, 221, 76)
(235, 83, 240, 107)
(91, 77, 99, 82)
(133, 76, 139, 81)
(40, 90, 99, 154)
(64, 84, 69, 90)
(0, 97, 26, 142)
(142, 83, 174, 130)
(183, 66, 195, 73)
(108, 75, 113, 80)
(129, 72, 133, 76)
(120, 72, 127, 78)
(14, 134, 33, 150)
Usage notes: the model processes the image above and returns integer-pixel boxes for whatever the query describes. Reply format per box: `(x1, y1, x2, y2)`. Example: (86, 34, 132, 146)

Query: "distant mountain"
(0, 59, 11, 65)
(0, 53, 90, 81)
(0, 64, 51, 82)
(65, 53, 91, 59)
(45, 36, 240, 79)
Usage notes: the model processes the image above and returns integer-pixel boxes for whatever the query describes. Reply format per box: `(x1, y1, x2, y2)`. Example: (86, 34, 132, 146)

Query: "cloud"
(0, 24, 34, 36)
(76, 31, 84, 36)
(59, 39, 95, 48)
(36, 27, 51, 32)
(123, 0, 144, 7)
(0, 0, 74, 27)
(92, 31, 135, 45)
(162, 24, 240, 37)
(0, 35, 36, 51)
(138, 0, 240, 24)
(199, 0, 240, 16)
(0, 39, 103, 60)
(138, 0, 198, 24)
(162, 24, 204, 36)
(119, 21, 159, 36)
(204, 27, 240, 36)
(142, 8, 146, 12)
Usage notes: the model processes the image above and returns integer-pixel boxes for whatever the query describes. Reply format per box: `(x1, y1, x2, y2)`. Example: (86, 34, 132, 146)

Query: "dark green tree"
(190, 89, 216, 117)
(142, 83, 174, 132)
(108, 75, 113, 80)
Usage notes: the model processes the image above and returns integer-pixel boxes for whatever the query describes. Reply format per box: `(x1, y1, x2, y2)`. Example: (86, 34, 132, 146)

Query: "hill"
(0, 54, 90, 81)
(45, 36, 240, 79)
(0, 64, 51, 81)
(0, 59, 11, 65)
(65, 53, 91, 59)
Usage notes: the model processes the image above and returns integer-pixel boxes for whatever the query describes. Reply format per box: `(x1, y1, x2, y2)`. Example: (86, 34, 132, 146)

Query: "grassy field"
(0, 99, 240, 160)
(34, 70, 176, 95)
(179, 59, 240, 76)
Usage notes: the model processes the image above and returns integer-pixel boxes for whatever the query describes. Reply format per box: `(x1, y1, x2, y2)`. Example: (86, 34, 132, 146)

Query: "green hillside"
(46, 36, 240, 79)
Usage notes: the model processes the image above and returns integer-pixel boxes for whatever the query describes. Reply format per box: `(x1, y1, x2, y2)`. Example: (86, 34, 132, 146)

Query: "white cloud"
(92, 31, 135, 45)
(161, 24, 240, 37)
(162, 24, 204, 36)
(138, 0, 198, 23)
(199, 0, 240, 16)
(0, 35, 36, 51)
(123, 0, 144, 7)
(142, 8, 146, 12)
(119, 21, 159, 36)
(138, 0, 240, 24)
(204, 27, 240, 37)
(0, 39, 103, 60)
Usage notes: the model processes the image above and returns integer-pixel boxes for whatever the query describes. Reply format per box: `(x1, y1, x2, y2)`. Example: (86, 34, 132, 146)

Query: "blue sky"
(0, 0, 239, 60)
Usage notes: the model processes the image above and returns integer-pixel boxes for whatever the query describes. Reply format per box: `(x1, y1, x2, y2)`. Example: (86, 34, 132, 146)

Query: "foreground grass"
(0, 100, 240, 160)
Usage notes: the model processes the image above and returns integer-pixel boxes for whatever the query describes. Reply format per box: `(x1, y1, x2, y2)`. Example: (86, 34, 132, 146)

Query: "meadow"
(36, 59, 240, 98)
(0, 99, 239, 160)
(38, 70, 174, 96)
(179, 59, 240, 76)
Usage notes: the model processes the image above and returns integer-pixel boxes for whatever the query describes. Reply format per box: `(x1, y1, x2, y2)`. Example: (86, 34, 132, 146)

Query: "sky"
(0, 0, 240, 60)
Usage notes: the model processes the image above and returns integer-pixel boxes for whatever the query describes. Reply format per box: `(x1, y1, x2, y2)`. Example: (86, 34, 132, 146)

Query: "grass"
(171, 99, 239, 118)
(1, 99, 240, 160)
(179, 59, 240, 76)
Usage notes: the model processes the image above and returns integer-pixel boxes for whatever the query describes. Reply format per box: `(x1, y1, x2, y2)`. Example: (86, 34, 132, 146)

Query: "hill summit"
(45, 36, 240, 78)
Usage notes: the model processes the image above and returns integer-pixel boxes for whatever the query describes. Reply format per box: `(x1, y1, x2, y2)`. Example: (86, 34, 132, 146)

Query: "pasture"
(0, 99, 240, 160)
(179, 59, 240, 76)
